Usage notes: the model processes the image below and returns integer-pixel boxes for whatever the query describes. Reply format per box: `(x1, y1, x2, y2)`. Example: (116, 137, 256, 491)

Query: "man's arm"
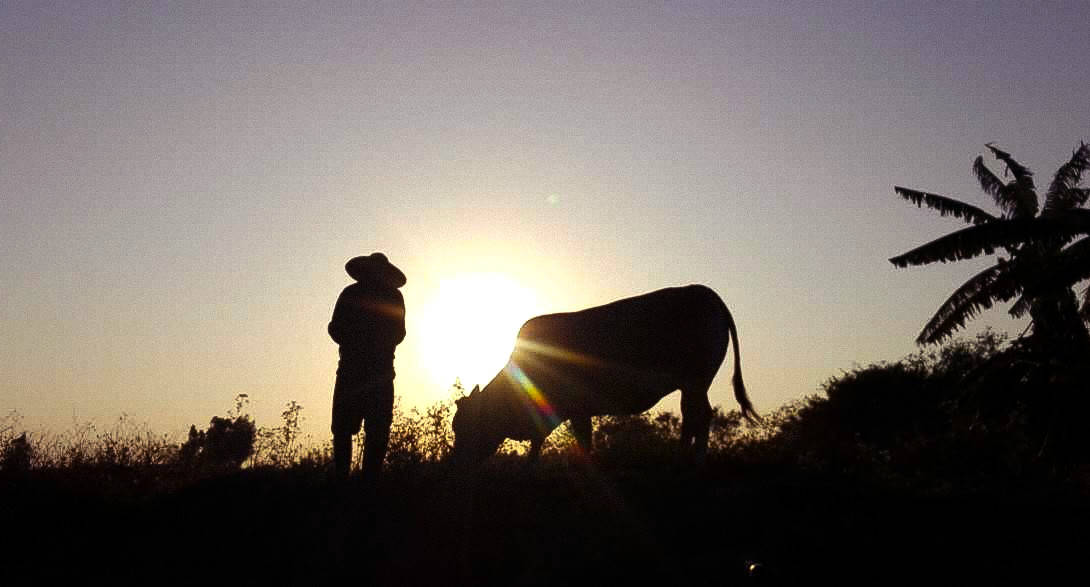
(390, 289, 406, 346)
(328, 288, 353, 345)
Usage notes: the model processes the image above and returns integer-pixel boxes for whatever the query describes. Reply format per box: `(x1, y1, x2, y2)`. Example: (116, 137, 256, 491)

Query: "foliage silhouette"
(252, 400, 307, 467)
(1, 411, 32, 472)
(1, 434, 32, 473)
(891, 142, 1090, 352)
(179, 395, 256, 470)
(774, 329, 1090, 479)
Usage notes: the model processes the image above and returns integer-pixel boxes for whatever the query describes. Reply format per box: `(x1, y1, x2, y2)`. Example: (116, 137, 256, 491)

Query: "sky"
(3, 1, 1088, 440)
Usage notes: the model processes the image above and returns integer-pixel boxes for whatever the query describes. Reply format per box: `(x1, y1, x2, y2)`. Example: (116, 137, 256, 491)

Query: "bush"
(592, 413, 680, 466)
(2, 434, 32, 473)
(179, 396, 255, 470)
(1, 411, 32, 473)
(253, 400, 307, 467)
(385, 396, 456, 468)
(960, 337, 1090, 469)
(772, 329, 1090, 481)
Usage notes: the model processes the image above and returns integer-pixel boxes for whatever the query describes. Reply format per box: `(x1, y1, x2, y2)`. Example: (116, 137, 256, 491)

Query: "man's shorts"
(331, 360, 395, 436)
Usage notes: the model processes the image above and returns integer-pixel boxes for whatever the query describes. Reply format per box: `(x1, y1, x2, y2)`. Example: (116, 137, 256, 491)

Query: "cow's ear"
(471, 384, 480, 396)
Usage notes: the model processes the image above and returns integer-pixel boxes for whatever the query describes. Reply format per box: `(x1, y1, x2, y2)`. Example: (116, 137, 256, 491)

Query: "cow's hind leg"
(680, 385, 713, 463)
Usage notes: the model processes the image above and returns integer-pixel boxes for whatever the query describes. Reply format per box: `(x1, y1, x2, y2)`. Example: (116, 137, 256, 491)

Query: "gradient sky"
(3, 1, 1088, 440)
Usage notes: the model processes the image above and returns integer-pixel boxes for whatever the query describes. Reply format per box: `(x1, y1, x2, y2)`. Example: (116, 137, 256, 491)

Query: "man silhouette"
(329, 253, 406, 479)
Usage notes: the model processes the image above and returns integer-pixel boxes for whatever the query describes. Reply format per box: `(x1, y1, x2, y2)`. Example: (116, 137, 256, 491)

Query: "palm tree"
(890, 143, 1090, 354)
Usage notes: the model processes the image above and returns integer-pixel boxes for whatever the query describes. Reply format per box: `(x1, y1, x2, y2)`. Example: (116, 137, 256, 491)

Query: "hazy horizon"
(3, 1, 1088, 439)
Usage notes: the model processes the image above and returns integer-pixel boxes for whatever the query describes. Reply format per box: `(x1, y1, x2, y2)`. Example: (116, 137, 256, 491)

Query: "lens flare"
(504, 362, 561, 432)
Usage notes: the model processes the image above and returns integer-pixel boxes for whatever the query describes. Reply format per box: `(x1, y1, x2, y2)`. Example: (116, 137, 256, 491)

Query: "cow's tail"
(724, 304, 761, 424)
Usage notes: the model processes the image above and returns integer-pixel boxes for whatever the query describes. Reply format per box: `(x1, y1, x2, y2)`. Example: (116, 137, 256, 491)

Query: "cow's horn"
(471, 384, 480, 396)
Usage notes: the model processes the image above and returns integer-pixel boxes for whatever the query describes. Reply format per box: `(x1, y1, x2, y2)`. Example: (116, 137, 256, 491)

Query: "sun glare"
(416, 273, 544, 390)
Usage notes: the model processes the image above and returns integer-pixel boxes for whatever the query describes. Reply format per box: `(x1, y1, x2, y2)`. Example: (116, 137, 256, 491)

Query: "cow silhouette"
(452, 285, 758, 465)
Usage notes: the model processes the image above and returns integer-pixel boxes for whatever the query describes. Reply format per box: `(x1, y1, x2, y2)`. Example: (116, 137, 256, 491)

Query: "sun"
(416, 273, 544, 390)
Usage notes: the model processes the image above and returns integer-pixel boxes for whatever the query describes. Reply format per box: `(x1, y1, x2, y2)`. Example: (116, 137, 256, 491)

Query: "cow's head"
(451, 384, 505, 468)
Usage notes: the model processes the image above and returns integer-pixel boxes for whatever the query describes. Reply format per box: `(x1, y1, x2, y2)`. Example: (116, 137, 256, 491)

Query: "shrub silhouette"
(1, 412, 32, 473)
(592, 413, 681, 466)
(252, 400, 307, 467)
(179, 415, 255, 470)
(771, 329, 1089, 479)
(781, 361, 942, 474)
(386, 399, 426, 468)
(385, 396, 456, 468)
(960, 337, 1090, 468)
(1, 433, 32, 473)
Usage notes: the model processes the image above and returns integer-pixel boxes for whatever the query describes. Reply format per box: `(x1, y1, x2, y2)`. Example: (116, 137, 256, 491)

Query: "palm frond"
(986, 144, 1038, 218)
(1069, 188, 1090, 208)
(1044, 142, 1090, 213)
(1009, 294, 1033, 319)
(1009, 234, 1090, 322)
(1080, 287, 1090, 323)
(917, 262, 1023, 344)
(894, 186, 997, 225)
(972, 155, 1007, 203)
(973, 155, 1031, 218)
(889, 213, 1090, 268)
(1024, 235, 1090, 298)
(986, 144, 1035, 186)
(891, 219, 1030, 268)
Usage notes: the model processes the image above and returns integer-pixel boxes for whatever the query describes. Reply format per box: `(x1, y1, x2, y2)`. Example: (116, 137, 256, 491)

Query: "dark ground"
(2, 462, 1087, 585)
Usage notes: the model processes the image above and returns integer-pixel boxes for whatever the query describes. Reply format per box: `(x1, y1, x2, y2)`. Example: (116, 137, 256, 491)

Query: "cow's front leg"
(570, 416, 593, 455)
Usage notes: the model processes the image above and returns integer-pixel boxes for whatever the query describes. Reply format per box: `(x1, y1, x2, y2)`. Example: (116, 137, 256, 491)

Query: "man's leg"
(331, 362, 365, 479)
(333, 432, 352, 479)
(361, 380, 395, 477)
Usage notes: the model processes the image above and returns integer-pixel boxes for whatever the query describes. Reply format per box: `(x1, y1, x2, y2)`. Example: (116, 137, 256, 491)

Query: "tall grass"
(2, 411, 178, 471)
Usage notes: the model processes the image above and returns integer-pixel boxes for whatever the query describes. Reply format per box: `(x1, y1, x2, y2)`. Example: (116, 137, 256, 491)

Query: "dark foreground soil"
(3, 462, 1087, 585)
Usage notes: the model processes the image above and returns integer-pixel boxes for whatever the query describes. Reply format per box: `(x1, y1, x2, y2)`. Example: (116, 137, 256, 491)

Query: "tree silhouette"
(890, 142, 1090, 353)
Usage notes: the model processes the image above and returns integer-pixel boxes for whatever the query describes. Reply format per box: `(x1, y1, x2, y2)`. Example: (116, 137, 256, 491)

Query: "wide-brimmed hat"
(345, 253, 407, 288)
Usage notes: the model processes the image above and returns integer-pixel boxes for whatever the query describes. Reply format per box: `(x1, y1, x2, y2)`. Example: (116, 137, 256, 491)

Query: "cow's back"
(511, 285, 729, 415)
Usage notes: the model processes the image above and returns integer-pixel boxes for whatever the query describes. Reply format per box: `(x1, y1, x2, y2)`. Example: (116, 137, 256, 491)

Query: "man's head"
(345, 253, 407, 288)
